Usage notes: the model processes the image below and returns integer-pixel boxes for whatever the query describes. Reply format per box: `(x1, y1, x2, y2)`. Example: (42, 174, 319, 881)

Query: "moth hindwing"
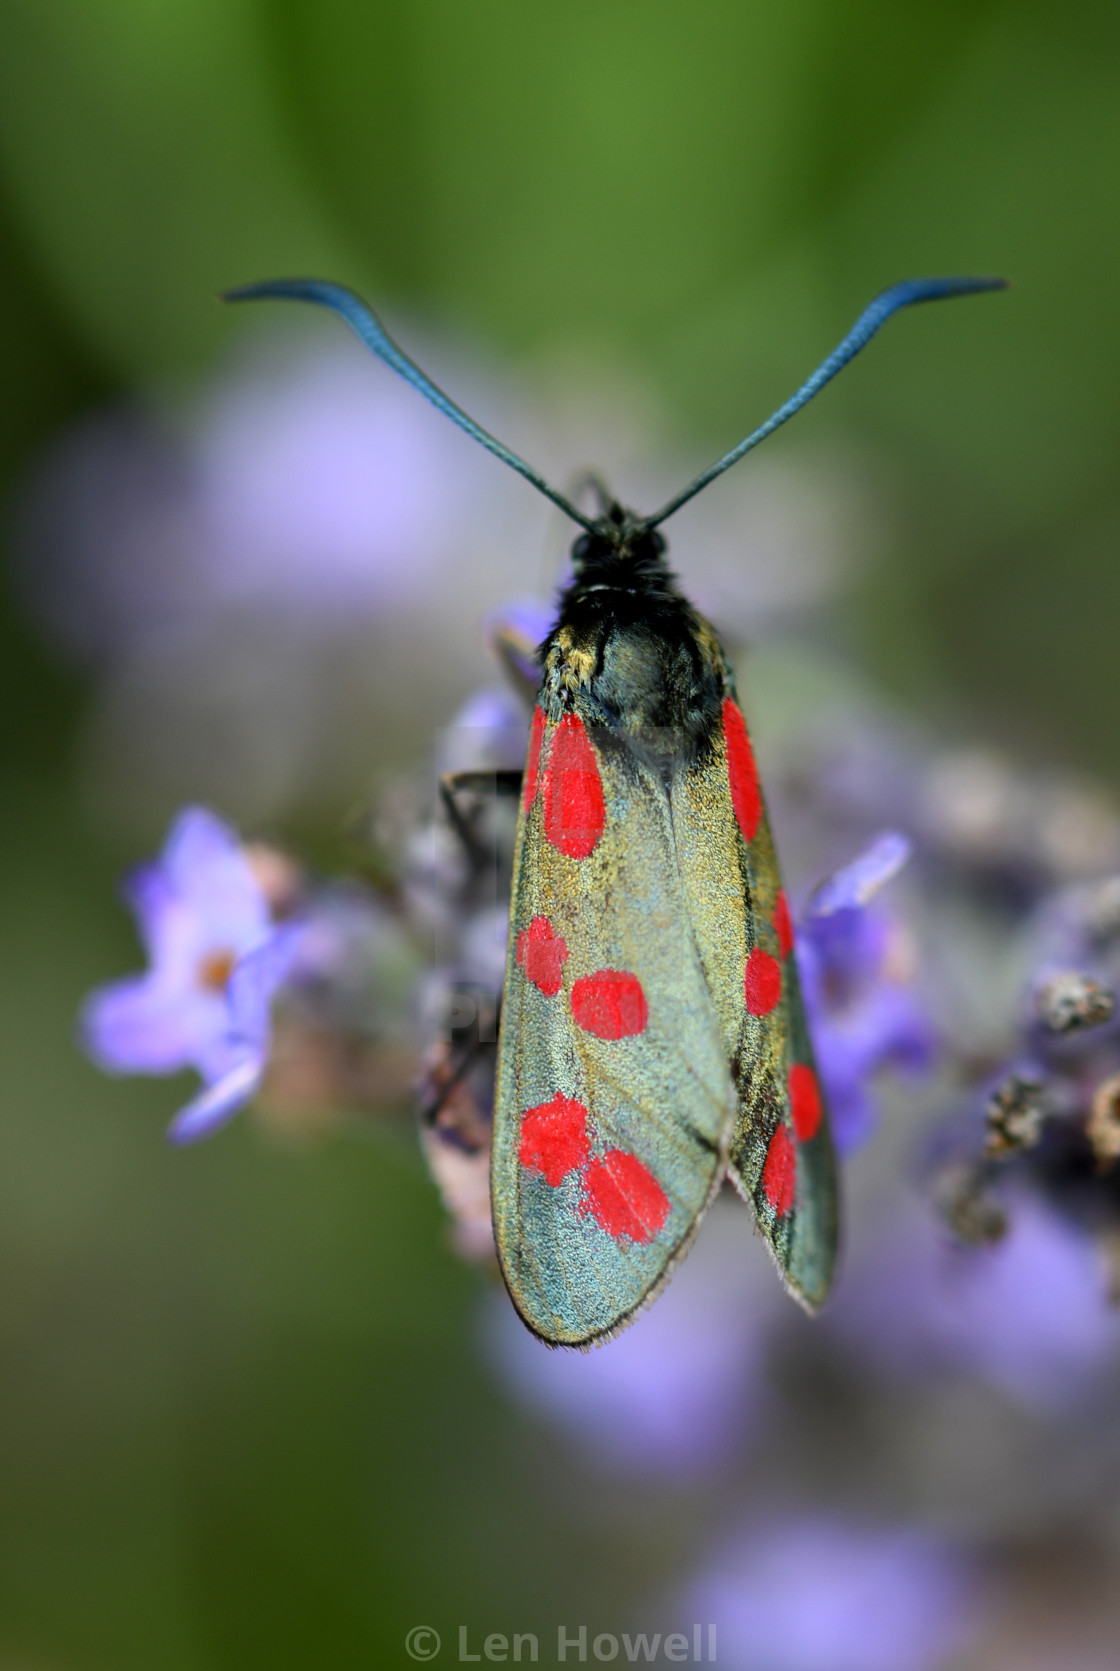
(491, 522, 837, 1346)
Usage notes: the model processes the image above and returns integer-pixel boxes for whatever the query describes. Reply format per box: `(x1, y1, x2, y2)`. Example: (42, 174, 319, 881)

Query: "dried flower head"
(933, 1160, 1009, 1246)
(1087, 1071, 1120, 1172)
(984, 1073, 1048, 1159)
(1034, 971, 1116, 1036)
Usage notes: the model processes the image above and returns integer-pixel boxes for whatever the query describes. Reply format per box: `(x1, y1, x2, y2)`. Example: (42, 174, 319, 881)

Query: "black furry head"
(569, 503, 670, 590)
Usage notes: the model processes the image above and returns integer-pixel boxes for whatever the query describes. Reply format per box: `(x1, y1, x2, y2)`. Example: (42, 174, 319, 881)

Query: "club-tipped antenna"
(640, 275, 1009, 531)
(222, 278, 598, 534)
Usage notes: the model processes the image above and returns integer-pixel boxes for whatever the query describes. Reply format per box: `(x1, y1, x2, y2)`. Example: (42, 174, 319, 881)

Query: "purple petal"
(486, 598, 554, 656)
(809, 830, 911, 917)
(440, 686, 530, 773)
(163, 804, 245, 882)
(685, 1516, 984, 1671)
(162, 806, 271, 951)
(810, 987, 936, 1155)
(798, 906, 892, 990)
(126, 891, 220, 988)
(123, 855, 247, 988)
(226, 924, 305, 1049)
(817, 1069, 877, 1154)
(934, 1196, 1120, 1407)
(196, 346, 480, 615)
(120, 860, 177, 961)
(452, 687, 526, 734)
(830, 1192, 1120, 1412)
(166, 1055, 263, 1144)
(114, 806, 271, 987)
(80, 975, 225, 1074)
(820, 986, 937, 1080)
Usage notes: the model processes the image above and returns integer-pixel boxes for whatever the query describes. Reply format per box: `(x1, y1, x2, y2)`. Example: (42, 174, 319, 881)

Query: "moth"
(228, 273, 1005, 1345)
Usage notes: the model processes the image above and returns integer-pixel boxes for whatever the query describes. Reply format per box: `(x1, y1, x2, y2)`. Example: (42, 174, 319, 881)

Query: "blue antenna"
(224, 274, 1007, 535)
(223, 279, 598, 533)
(640, 275, 1008, 530)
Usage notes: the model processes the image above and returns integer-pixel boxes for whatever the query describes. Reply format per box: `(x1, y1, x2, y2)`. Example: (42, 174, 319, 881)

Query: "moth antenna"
(222, 278, 598, 534)
(641, 275, 1009, 531)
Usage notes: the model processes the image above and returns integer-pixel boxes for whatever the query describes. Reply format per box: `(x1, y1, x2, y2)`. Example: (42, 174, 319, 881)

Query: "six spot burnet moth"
(226, 272, 1006, 1346)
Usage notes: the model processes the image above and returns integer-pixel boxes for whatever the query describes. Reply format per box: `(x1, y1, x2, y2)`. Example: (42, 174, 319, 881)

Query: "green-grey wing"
(671, 699, 838, 1311)
(492, 711, 735, 1347)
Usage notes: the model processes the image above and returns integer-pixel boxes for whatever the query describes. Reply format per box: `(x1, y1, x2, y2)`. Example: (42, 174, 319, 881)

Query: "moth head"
(569, 503, 668, 577)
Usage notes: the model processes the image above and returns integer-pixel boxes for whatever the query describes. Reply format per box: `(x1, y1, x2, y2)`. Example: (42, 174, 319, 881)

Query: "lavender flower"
(437, 685, 531, 777)
(81, 807, 302, 1142)
(797, 832, 936, 1153)
(193, 340, 488, 620)
(683, 1515, 984, 1671)
(17, 342, 488, 657)
(12, 341, 556, 828)
(921, 847, 1120, 1275)
(830, 1188, 1120, 1412)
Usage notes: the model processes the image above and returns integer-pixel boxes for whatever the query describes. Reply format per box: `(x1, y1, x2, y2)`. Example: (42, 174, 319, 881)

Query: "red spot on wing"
(518, 1093, 591, 1186)
(789, 1063, 823, 1142)
(542, 714, 605, 859)
(583, 1149, 670, 1242)
(744, 947, 782, 1015)
(722, 698, 761, 844)
(774, 889, 794, 959)
(762, 1125, 796, 1217)
(571, 970, 649, 1039)
(516, 916, 569, 996)
(523, 705, 547, 810)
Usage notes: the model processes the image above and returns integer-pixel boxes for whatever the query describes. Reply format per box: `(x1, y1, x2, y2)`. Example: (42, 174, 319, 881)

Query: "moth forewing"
(667, 670, 838, 1312)
(758, 927, 838, 1313)
(722, 703, 837, 1311)
(491, 704, 736, 1348)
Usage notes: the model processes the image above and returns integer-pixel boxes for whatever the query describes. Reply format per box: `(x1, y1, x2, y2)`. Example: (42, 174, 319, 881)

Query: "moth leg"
(417, 1032, 486, 1130)
(417, 1006, 499, 1266)
(441, 769, 523, 798)
(416, 983, 501, 1144)
(440, 769, 523, 806)
(423, 770, 518, 1140)
(439, 769, 523, 869)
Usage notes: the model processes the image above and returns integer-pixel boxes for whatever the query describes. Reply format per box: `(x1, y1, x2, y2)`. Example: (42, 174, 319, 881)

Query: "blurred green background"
(2, 1, 1120, 1665)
